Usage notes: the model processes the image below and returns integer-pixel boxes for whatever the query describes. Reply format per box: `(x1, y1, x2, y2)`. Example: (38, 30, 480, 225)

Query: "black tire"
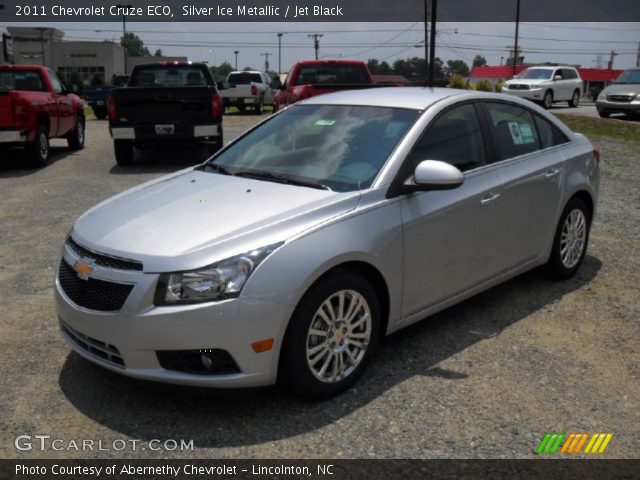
(94, 108, 107, 120)
(568, 90, 580, 108)
(279, 270, 381, 399)
(542, 90, 554, 109)
(546, 197, 591, 279)
(114, 140, 133, 166)
(207, 131, 223, 156)
(28, 124, 50, 167)
(255, 98, 263, 115)
(598, 110, 610, 118)
(237, 104, 246, 113)
(67, 114, 85, 150)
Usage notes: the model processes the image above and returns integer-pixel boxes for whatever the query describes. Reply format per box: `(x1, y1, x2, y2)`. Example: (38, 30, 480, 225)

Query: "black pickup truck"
(108, 62, 223, 166)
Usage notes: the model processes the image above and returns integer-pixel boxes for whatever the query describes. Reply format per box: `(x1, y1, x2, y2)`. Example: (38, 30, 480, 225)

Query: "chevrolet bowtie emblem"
(73, 261, 94, 280)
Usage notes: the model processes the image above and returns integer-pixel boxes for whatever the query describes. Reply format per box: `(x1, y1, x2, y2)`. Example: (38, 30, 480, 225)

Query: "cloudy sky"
(2, 21, 638, 72)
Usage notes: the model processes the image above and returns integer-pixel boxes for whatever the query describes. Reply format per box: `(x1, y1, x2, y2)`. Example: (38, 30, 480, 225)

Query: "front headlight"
(154, 243, 283, 305)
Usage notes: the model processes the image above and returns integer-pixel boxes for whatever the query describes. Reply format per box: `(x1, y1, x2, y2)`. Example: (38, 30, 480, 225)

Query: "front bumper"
(0, 129, 27, 144)
(596, 99, 640, 115)
(54, 243, 293, 388)
(501, 87, 544, 101)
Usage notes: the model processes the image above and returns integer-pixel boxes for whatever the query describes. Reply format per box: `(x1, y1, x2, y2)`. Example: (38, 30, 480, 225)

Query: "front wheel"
(279, 271, 381, 399)
(28, 124, 50, 167)
(67, 114, 85, 150)
(546, 197, 591, 279)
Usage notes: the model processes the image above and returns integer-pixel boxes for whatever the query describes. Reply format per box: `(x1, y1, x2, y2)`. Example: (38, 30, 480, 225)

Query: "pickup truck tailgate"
(111, 86, 215, 124)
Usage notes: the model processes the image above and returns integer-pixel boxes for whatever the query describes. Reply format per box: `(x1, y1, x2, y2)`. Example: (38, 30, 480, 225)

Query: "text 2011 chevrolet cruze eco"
(56, 88, 599, 398)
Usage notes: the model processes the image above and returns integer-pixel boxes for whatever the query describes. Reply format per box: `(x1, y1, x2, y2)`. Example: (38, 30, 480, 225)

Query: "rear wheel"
(67, 114, 85, 150)
(542, 90, 554, 109)
(568, 90, 580, 108)
(114, 140, 133, 166)
(546, 197, 591, 279)
(279, 270, 381, 399)
(93, 108, 107, 120)
(207, 132, 223, 156)
(28, 124, 50, 167)
(255, 98, 263, 115)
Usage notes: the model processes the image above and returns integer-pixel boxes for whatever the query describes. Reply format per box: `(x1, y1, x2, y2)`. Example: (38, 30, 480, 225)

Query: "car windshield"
(0, 70, 46, 92)
(206, 104, 420, 192)
(128, 66, 209, 87)
(518, 69, 553, 80)
(614, 70, 640, 84)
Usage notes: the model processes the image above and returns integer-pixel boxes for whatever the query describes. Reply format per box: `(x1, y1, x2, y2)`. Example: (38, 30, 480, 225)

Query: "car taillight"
(211, 93, 222, 118)
(251, 85, 258, 96)
(107, 96, 117, 120)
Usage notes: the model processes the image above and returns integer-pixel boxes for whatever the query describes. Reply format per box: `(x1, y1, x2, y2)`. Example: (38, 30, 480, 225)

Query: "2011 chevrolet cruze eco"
(56, 88, 599, 398)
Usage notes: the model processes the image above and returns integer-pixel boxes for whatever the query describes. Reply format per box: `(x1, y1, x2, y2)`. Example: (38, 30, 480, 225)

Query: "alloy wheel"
(560, 209, 587, 269)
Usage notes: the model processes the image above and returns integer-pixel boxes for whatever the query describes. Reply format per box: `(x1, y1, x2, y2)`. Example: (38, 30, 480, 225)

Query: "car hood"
(71, 169, 360, 272)
(601, 83, 640, 96)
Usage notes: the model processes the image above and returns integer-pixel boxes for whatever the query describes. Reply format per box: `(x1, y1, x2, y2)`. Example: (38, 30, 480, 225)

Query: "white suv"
(502, 66, 583, 109)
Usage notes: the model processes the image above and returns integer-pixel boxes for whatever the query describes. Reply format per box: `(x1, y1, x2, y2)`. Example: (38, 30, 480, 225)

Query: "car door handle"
(480, 192, 501, 206)
(545, 169, 560, 180)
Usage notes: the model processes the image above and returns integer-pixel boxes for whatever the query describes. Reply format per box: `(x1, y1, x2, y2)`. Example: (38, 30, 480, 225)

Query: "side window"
(485, 102, 541, 160)
(409, 103, 486, 172)
(47, 71, 64, 94)
(534, 115, 569, 148)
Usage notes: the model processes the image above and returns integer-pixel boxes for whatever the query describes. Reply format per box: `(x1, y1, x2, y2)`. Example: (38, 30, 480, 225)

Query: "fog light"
(200, 354, 214, 369)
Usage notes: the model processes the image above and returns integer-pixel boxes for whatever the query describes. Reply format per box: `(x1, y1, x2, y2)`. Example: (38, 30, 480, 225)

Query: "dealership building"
(1, 27, 186, 82)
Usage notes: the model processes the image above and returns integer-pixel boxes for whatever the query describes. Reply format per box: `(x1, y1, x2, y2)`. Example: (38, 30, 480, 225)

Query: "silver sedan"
(55, 88, 599, 398)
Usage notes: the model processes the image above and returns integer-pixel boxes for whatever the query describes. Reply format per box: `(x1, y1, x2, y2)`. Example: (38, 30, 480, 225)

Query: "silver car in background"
(596, 68, 640, 118)
(55, 88, 599, 398)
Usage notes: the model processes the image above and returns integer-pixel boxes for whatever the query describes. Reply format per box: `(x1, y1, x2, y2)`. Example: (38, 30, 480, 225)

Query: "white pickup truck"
(219, 71, 276, 114)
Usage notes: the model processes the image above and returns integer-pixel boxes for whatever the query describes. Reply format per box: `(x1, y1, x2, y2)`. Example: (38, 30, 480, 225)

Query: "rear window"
(129, 66, 210, 87)
(294, 64, 369, 85)
(0, 70, 45, 92)
(228, 72, 263, 85)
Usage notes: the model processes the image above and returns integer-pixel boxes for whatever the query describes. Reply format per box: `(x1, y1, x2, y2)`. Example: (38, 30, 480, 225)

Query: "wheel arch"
(568, 190, 594, 221)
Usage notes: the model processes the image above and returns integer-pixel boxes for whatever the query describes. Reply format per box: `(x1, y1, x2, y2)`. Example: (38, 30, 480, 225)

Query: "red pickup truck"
(274, 60, 376, 111)
(0, 64, 85, 166)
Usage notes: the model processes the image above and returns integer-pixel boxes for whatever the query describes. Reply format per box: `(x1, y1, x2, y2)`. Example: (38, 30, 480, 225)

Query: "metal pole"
(234, 50, 238, 70)
(513, 0, 520, 77)
(277, 33, 283, 75)
(428, 0, 437, 87)
(424, 0, 429, 86)
(122, 15, 127, 73)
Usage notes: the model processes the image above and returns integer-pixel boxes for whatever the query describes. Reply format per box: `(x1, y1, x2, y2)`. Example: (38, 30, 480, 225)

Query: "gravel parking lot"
(0, 112, 638, 459)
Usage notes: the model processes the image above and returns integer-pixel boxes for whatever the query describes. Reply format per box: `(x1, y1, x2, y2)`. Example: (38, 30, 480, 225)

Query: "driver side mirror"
(216, 80, 228, 90)
(553, 75, 562, 81)
(269, 77, 282, 89)
(404, 160, 464, 192)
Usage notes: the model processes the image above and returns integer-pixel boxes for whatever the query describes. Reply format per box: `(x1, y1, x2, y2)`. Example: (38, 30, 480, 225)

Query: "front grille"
(509, 84, 530, 90)
(66, 237, 143, 271)
(607, 94, 633, 103)
(61, 321, 125, 367)
(58, 259, 133, 312)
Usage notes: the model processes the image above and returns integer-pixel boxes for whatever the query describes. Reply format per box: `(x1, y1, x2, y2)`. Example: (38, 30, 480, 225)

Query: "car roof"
(525, 66, 576, 70)
(301, 87, 490, 110)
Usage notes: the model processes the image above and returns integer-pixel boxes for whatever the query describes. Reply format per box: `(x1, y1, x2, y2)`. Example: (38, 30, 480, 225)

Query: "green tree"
(367, 58, 380, 74)
(445, 59, 469, 77)
(209, 62, 234, 81)
(472, 55, 487, 68)
(154, 49, 163, 57)
(121, 32, 150, 57)
(448, 73, 466, 89)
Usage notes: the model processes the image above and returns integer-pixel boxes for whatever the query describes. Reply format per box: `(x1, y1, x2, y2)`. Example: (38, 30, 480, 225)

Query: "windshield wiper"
(234, 169, 332, 191)
(199, 163, 234, 176)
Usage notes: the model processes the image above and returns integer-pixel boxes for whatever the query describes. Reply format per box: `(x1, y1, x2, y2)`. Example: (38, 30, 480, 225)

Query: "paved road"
(0, 115, 638, 459)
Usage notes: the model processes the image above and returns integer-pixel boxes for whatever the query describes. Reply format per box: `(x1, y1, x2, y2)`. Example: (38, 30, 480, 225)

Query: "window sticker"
(518, 123, 536, 144)
(508, 121, 524, 145)
(315, 119, 336, 126)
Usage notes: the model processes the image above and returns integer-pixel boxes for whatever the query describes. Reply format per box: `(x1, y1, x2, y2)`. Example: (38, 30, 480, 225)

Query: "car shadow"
(0, 144, 80, 178)
(59, 255, 602, 448)
(108, 145, 212, 175)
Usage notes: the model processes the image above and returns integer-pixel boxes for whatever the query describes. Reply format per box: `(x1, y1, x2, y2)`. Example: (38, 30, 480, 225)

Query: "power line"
(308, 33, 323, 60)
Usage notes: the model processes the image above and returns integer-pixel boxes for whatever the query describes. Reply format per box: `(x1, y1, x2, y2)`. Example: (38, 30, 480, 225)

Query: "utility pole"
(261, 52, 271, 73)
(35, 27, 47, 67)
(277, 33, 283, 75)
(308, 33, 323, 60)
(513, 0, 521, 77)
(428, 0, 437, 87)
(116, 4, 132, 74)
(423, 0, 429, 86)
(234, 50, 239, 70)
(636, 42, 639, 67)
(607, 50, 618, 69)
